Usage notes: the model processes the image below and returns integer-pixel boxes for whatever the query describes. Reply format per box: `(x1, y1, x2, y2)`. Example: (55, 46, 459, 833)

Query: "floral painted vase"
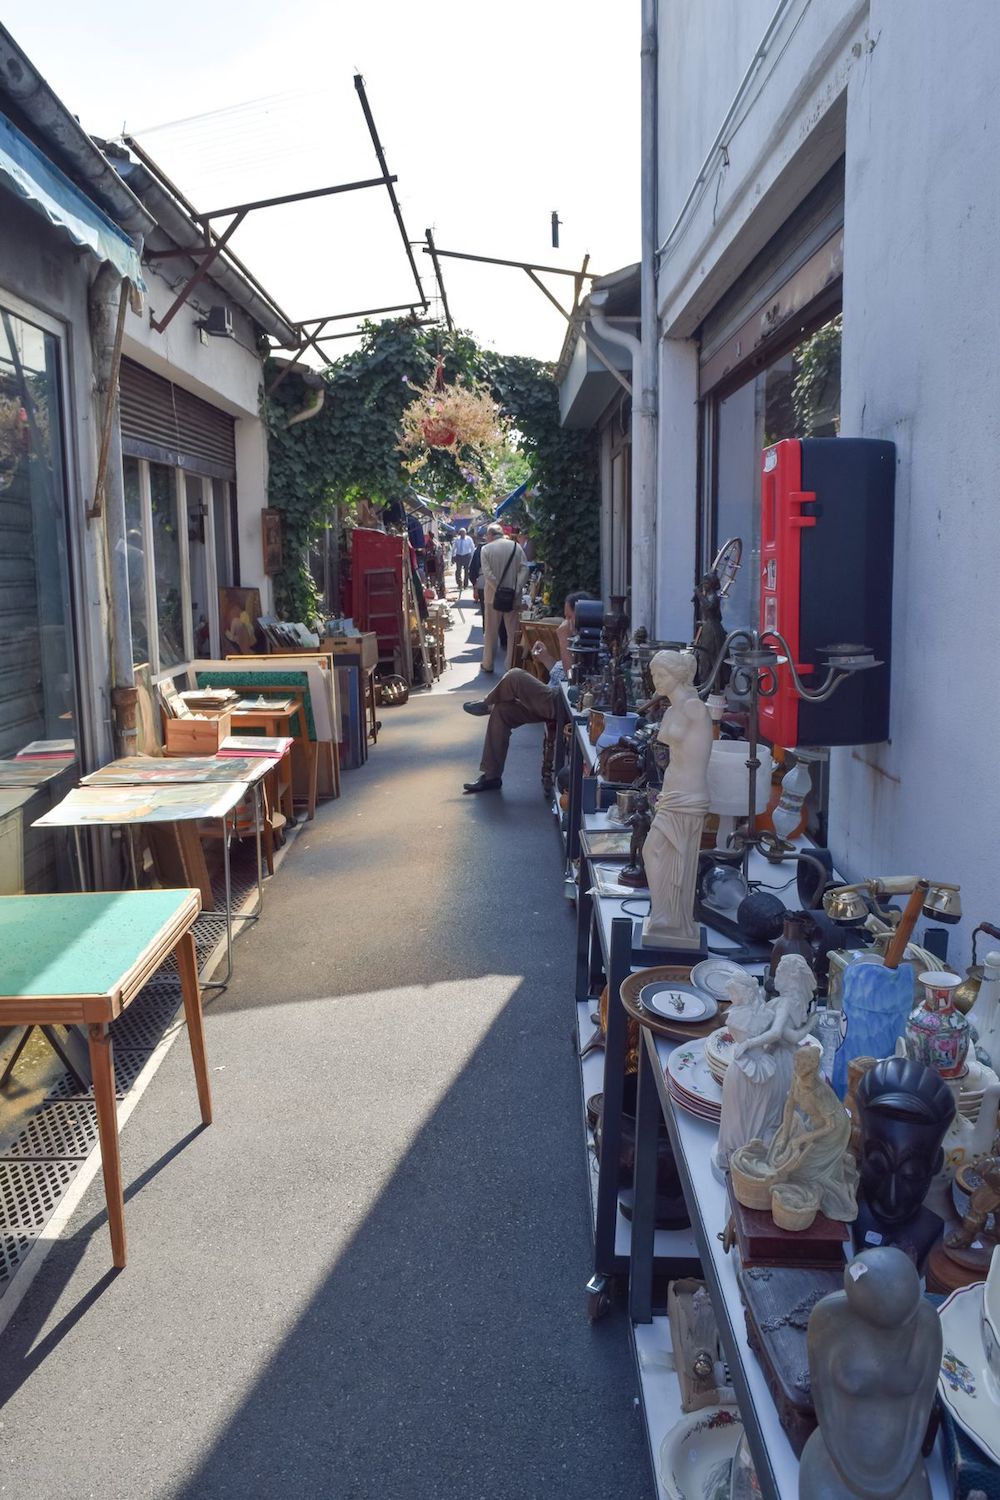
(905, 970, 970, 1079)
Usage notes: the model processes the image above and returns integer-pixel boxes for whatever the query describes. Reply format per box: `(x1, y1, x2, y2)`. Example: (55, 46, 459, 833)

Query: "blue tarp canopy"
(494, 480, 532, 517)
(0, 113, 144, 289)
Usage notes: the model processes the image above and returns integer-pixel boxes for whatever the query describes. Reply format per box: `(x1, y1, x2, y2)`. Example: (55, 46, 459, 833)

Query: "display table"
(34, 780, 261, 986)
(0, 889, 211, 1267)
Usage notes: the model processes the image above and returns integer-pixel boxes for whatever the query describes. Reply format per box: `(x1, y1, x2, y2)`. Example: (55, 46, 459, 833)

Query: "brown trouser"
(480, 668, 558, 779)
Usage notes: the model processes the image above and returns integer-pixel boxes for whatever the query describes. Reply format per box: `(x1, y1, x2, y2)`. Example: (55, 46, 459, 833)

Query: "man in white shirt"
(479, 522, 529, 674)
(451, 528, 474, 590)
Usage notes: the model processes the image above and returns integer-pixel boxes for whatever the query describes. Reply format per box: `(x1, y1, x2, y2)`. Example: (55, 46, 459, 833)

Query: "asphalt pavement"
(0, 594, 653, 1500)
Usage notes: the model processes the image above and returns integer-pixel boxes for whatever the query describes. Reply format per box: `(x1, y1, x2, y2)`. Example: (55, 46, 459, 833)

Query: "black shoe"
(462, 700, 490, 717)
(463, 775, 502, 794)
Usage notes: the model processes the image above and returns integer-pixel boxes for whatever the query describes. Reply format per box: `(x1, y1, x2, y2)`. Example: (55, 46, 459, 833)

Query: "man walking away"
(480, 523, 529, 674)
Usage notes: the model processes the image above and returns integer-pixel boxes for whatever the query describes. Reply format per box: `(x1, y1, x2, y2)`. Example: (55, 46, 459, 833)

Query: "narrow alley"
(0, 601, 651, 1500)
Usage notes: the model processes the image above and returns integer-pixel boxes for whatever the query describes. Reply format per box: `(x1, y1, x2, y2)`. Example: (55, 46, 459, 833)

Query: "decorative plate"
(691, 957, 752, 1003)
(658, 1406, 743, 1500)
(705, 1027, 737, 1076)
(640, 982, 718, 1024)
(667, 1040, 725, 1107)
(938, 1281, 1000, 1465)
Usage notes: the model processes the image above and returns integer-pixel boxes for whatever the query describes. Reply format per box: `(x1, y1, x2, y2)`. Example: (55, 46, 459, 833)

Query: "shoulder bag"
(492, 542, 519, 613)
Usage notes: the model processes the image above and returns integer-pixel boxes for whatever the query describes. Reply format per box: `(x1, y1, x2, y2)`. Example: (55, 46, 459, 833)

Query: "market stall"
(553, 442, 999, 1499)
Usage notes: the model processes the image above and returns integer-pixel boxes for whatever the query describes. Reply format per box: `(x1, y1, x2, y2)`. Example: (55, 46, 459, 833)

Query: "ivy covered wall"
(263, 320, 600, 620)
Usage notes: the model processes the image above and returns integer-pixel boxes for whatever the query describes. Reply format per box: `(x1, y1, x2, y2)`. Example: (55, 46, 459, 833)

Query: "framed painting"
(219, 587, 263, 654)
(262, 509, 283, 575)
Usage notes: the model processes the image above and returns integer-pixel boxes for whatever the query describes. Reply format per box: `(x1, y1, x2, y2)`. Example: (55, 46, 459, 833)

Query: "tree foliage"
(264, 319, 600, 619)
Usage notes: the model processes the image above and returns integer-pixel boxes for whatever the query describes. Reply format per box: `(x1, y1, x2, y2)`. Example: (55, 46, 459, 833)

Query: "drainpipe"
(588, 4, 658, 632)
(637, 0, 659, 632)
(89, 264, 138, 755)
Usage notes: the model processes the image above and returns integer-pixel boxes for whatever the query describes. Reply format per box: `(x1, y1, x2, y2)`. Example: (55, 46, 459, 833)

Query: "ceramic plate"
(938, 1282, 1000, 1465)
(669, 1088, 721, 1124)
(640, 982, 718, 1023)
(691, 957, 751, 1003)
(658, 1406, 743, 1500)
(704, 1027, 736, 1075)
(667, 1039, 725, 1109)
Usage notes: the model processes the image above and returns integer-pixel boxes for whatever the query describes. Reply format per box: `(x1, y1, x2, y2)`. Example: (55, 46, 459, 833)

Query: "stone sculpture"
(799, 1246, 942, 1499)
(731, 1046, 859, 1232)
(716, 959, 815, 1172)
(641, 650, 712, 950)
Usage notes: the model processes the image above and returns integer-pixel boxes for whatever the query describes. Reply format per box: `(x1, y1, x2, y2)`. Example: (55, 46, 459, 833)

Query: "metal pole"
(425, 229, 454, 331)
(354, 74, 427, 309)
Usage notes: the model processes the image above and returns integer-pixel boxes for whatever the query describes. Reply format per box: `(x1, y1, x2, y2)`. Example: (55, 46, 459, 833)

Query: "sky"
(10, 2, 640, 362)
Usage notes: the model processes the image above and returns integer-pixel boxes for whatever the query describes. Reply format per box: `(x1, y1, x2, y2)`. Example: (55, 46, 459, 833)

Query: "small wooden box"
(164, 712, 232, 756)
(736, 1263, 841, 1455)
(726, 1178, 850, 1269)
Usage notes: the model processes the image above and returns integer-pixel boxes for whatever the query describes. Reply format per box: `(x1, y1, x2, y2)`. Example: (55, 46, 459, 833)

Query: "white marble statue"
(641, 650, 713, 949)
(716, 957, 817, 1170)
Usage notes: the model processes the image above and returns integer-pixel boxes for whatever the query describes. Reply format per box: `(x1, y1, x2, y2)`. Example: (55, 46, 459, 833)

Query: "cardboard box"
(164, 712, 232, 756)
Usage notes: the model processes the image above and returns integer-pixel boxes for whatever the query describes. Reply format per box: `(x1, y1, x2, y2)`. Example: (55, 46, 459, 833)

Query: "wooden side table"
(0, 889, 211, 1267)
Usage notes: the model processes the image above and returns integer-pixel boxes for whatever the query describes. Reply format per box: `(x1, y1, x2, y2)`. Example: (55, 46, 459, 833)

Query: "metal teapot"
(954, 922, 1000, 1013)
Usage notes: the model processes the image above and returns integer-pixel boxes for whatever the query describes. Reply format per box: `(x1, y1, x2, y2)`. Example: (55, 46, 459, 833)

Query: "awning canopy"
(0, 113, 145, 288)
(494, 480, 535, 517)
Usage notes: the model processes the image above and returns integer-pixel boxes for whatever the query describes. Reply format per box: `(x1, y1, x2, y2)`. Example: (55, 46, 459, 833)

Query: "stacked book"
(217, 736, 293, 759)
(15, 739, 76, 760)
(177, 688, 239, 715)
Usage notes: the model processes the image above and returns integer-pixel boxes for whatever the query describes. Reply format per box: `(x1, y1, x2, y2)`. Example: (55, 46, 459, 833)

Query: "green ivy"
(263, 320, 599, 620)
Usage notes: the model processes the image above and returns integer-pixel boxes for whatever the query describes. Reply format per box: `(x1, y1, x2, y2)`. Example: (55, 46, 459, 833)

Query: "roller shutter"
(119, 358, 236, 479)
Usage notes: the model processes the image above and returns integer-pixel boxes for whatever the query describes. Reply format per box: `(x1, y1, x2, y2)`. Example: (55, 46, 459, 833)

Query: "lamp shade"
(707, 740, 774, 815)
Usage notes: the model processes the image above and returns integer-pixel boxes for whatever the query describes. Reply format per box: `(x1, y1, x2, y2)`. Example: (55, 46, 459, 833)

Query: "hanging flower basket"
(399, 357, 503, 474)
(421, 412, 458, 448)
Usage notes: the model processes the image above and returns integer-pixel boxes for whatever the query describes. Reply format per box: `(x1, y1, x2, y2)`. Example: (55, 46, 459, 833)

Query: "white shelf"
(575, 1003, 698, 1262)
(633, 1318, 687, 1500)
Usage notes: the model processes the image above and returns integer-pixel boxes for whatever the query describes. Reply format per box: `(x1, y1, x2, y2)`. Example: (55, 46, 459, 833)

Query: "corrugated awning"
(495, 480, 535, 517)
(0, 112, 145, 288)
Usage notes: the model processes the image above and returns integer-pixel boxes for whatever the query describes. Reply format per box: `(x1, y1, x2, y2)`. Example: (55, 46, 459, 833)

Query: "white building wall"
(654, 0, 1000, 951)
(830, 0, 1000, 941)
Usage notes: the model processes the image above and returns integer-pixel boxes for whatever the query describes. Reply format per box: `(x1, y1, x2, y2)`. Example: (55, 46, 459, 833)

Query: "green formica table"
(0, 888, 212, 1268)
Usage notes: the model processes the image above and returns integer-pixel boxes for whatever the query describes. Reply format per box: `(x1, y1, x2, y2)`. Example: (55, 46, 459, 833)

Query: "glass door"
(0, 299, 80, 891)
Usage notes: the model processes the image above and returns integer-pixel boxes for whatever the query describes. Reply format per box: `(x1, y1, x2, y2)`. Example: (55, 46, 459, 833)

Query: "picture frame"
(262, 508, 283, 575)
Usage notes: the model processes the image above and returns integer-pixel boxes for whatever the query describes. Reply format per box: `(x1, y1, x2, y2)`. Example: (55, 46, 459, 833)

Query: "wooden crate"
(163, 713, 232, 756)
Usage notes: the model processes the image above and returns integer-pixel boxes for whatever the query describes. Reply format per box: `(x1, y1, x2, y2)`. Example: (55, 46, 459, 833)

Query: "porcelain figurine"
(945, 1156, 1000, 1272)
(904, 970, 970, 1079)
(851, 1057, 954, 1273)
(641, 650, 712, 951)
(924, 1075, 1000, 1220)
(799, 1246, 942, 1499)
(716, 959, 815, 1172)
(967, 950, 1000, 1068)
(730, 1046, 859, 1232)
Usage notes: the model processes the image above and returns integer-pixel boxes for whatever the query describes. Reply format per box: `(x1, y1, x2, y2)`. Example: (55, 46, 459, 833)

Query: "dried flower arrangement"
(398, 359, 503, 475)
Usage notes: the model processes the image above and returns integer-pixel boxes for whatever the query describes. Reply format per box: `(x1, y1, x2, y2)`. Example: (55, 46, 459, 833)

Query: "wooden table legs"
(87, 1021, 127, 1268)
(176, 930, 213, 1127)
(86, 930, 212, 1269)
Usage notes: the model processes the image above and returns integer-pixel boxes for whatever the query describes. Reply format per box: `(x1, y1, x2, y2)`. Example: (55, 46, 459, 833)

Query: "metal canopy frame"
(416, 244, 631, 395)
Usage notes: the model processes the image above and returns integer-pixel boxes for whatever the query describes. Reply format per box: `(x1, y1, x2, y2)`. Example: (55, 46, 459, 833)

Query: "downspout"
(589, 1, 658, 631)
(89, 264, 138, 755)
(637, 0, 659, 631)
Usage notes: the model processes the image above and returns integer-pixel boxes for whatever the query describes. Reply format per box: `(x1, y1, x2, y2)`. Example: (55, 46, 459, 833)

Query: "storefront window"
(708, 313, 842, 630)
(123, 456, 149, 666)
(0, 300, 79, 892)
(185, 473, 210, 657)
(150, 463, 185, 669)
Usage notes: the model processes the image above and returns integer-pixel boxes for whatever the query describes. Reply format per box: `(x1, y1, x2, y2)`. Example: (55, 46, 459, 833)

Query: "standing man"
(462, 591, 592, 792)
(451, 528, 474, 591)
(480, 522, 529, 674)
